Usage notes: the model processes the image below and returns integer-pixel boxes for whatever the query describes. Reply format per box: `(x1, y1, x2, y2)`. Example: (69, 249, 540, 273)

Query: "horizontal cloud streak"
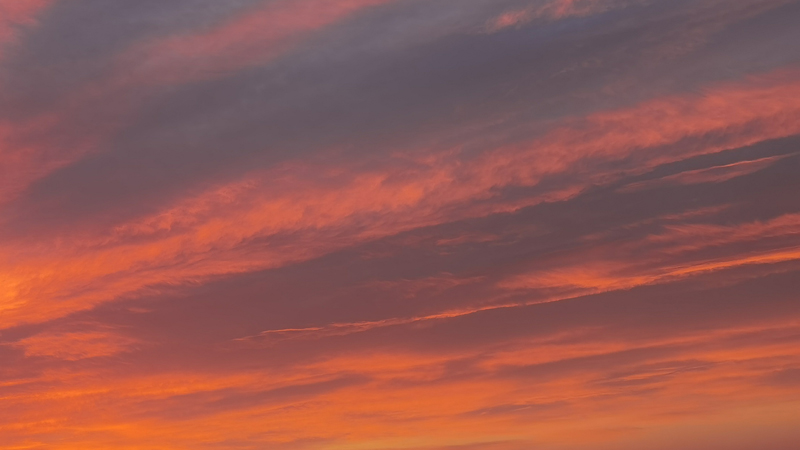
(3, 68, 800, 328)
(1, 1, 800, 449)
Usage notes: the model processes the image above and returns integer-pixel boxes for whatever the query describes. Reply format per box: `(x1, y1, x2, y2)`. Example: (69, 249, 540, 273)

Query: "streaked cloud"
(1, 0, 799, 449)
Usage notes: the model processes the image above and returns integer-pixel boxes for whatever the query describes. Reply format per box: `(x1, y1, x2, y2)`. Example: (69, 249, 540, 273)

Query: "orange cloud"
(617, 154, 793, 193)
(499, 210, 800, 309)
(17, 329, 141, 361)
(0, 112, 114, 205)
(3, 319, 799, 449)
(0, 0, 398, 209)
(0, 0, 52, 58)
(2, 68, 800, 329)
(113, 0, 396, 86)
(485, 0, 643, 32)
(3, 3, 800, 448)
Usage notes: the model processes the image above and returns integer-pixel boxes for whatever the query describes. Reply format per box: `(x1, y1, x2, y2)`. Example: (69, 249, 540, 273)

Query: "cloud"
(17, 329, 140, 360)
(485, 0, 642, 32)
(0, 0, 52, 58)
(617, 154, 793, 193)
(4, 67, 800, 330)
(112, 0, 400, 87)
(3, 1, 800, 449)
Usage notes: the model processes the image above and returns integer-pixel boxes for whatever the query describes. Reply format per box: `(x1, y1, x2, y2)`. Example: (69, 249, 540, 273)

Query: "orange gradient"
(1, 1, 800, 449)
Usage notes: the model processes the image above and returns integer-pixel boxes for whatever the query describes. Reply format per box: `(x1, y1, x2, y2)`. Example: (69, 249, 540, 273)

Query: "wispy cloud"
(2, 1, 800, 449)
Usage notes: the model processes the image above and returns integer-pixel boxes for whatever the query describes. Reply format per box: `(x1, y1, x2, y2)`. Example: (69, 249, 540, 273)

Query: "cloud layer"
(1, 1, 799, 449)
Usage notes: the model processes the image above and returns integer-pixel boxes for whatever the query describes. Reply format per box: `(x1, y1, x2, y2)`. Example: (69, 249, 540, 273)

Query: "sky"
(0, 0, 799, 449)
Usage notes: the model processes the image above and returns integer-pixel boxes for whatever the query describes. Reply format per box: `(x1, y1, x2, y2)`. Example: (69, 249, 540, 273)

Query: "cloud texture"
(1, 0, 799, 449)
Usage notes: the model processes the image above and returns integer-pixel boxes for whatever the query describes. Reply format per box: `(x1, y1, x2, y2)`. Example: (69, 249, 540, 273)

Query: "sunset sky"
(1, 1, 800, 449)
